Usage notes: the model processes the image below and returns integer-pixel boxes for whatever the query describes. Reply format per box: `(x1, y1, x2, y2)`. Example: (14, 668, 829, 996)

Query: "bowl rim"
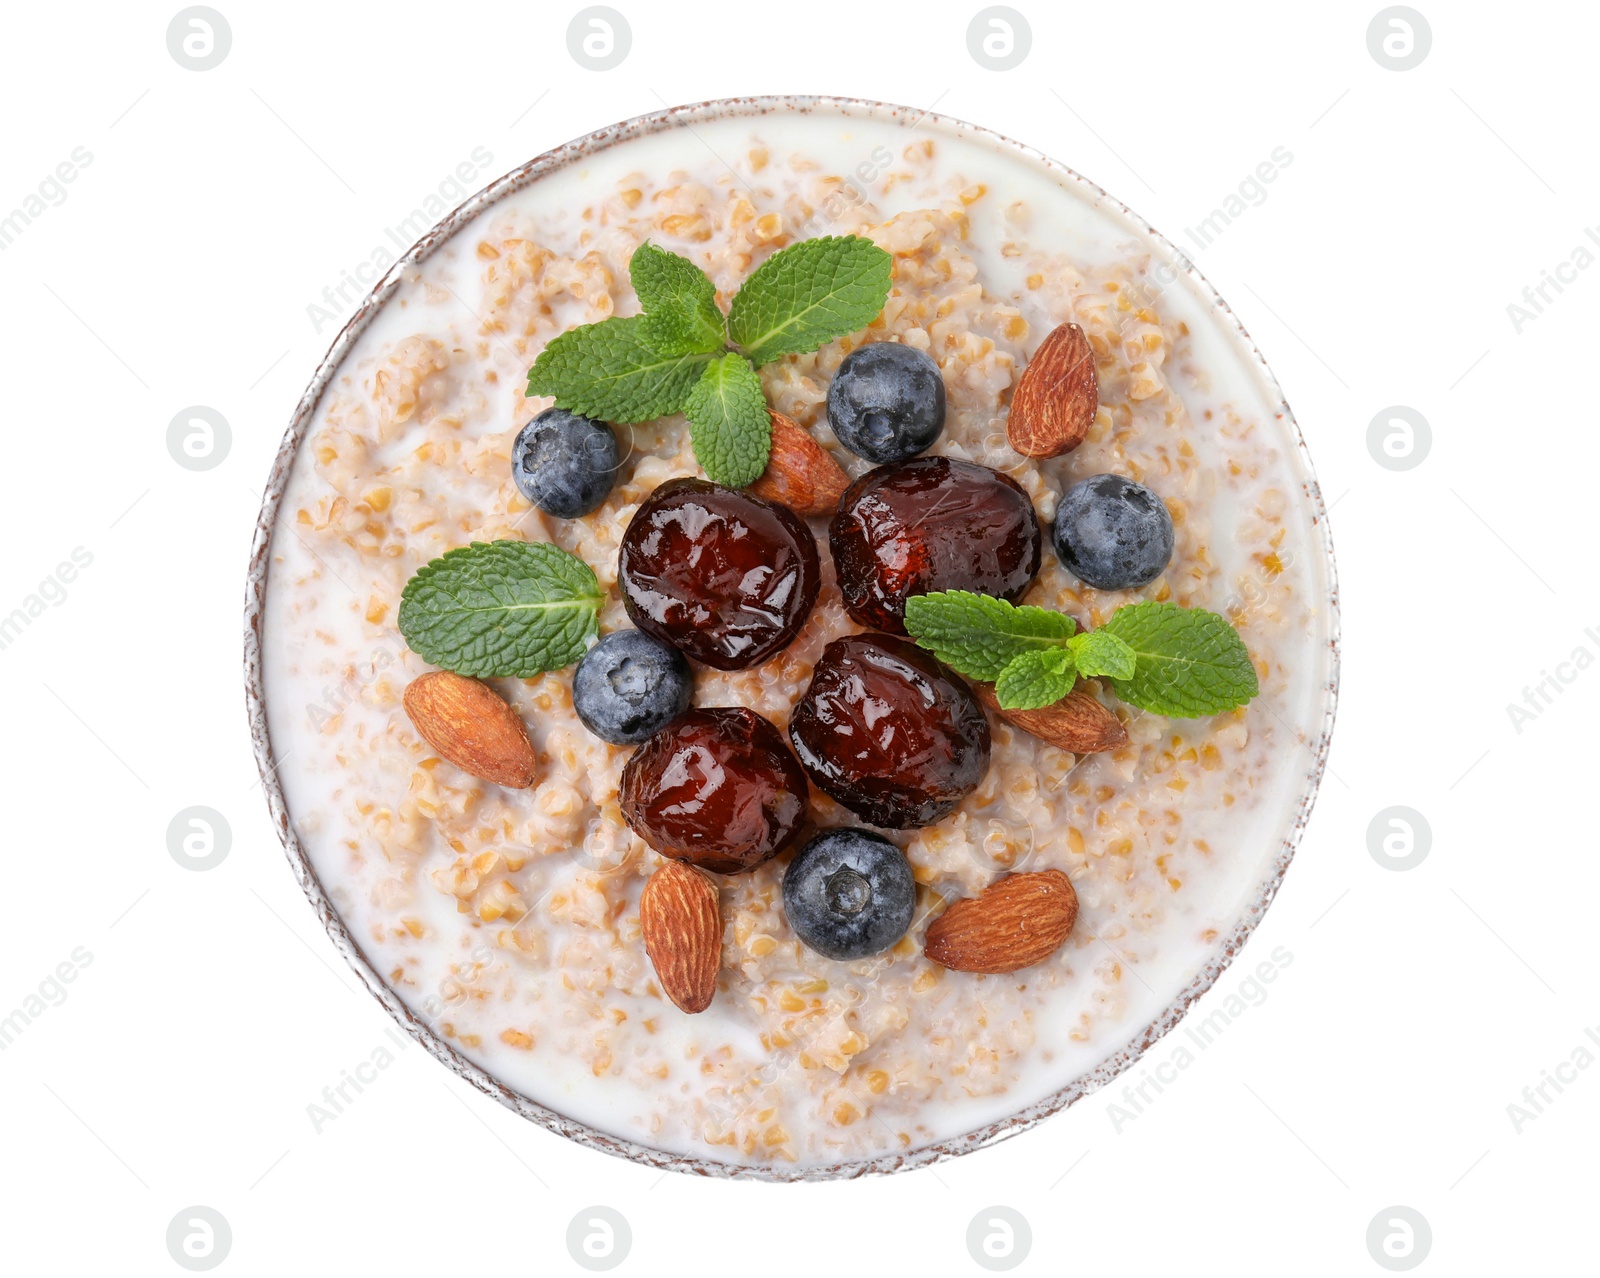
(243, 93, 1340, 1182)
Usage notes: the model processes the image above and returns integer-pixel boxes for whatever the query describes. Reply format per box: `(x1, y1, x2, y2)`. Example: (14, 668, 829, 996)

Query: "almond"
(1007, 321, 1097, 458)
(973, 679, 1127, 754)
(640, 860, 721, 1013)
(924, 870, 1078, 974)
(402, 670, 539, 788)
(746, 410, 852, 516)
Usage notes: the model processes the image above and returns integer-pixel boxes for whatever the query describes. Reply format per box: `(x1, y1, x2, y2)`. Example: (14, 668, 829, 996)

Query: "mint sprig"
(683, 352, 770, 487)
(904, 590, 1253, 717)
(524, 315, 713, 423)
(994, 648, 1078, 711)
(526, 236, 892, 487)
(397, 541, 602, 678)
(1100, 601, 1259, 717)
(727, 236, 896, 365)
(630, 242, 726, 356)
(903, 592, 1077, 682)
(1071, 629, 1139, 681)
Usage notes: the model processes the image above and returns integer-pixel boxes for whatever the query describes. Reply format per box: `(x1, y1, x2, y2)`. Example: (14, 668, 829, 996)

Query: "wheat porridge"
(256, 107, 1333, 1171)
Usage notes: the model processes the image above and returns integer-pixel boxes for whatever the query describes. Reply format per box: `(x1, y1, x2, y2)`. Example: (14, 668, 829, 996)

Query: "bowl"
(244, 94, 1339, 1180)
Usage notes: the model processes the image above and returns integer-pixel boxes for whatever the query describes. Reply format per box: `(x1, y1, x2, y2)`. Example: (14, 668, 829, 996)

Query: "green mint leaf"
(683, 352, 771, 486)
(994, 649, 1078, 711)
(727, 235, 894, 365)
(630, 242, 726, 356)
(1100, 601, 1259, 717)
(526, 315, 712, 422)
(1068, 630, 1138, 681)
(398, 540, 602, 678)
(903, 591, 1077, 683)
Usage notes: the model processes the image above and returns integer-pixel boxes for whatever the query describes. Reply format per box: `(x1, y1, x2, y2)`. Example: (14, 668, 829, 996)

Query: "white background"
(0, 0, 1592, 1273)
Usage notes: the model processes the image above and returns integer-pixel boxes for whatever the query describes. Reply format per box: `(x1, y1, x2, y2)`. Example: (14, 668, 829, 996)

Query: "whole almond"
(1007, 321, 1097, 458)
(924, 870, 1078, 974)
(746, 410, 852, 516)
(402, 670, 539, 788)
(640, 860, 721, 1013)
(973, 679, 1127, 754)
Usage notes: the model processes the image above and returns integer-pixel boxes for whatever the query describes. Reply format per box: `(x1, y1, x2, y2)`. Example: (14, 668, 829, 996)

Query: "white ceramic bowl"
(244, 95, 1339, 1180)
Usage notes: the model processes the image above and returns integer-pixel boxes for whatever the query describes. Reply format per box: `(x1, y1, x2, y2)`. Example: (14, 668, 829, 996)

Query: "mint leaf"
(630, 242, 726, 356)
(906, 590, 1256, 718)
(398, 541, 602, 678)
(683, 352, 770, 486)
(903, 591, 1076, 682)
(1100, 601, 1258, 717)
(1069, 630, 1137, 680)
(526, 315, 712, 422)
(727, 235, 894, 365)
(994, 649, 1078, 711)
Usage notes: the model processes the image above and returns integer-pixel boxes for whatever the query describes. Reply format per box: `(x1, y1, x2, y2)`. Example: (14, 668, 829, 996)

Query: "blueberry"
(512, 407, 620, 518)
(1051, 474, 1175, 591)
(782, 829, 916, 961)
(572, 629, 693, 746)
(826, 342, 945, 463)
